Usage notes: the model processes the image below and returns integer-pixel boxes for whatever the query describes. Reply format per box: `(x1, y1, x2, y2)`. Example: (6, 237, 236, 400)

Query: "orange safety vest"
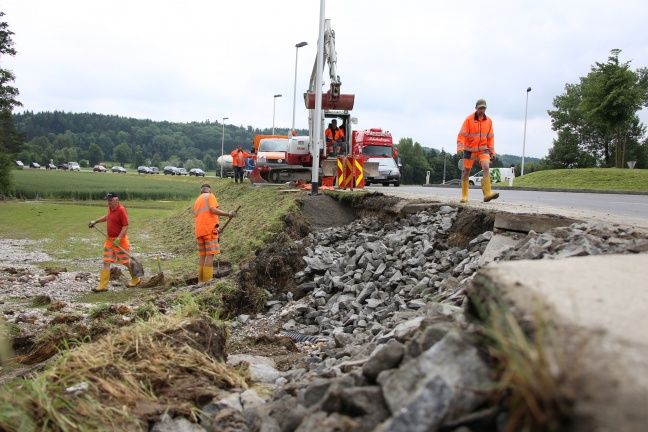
(457, 112, 495, 155)
(231, 149, 252, 167)
(193, 193, 219, 238)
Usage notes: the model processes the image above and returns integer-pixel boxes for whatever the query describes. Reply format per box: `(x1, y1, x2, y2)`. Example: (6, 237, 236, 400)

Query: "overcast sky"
(3, 0, 647, 158)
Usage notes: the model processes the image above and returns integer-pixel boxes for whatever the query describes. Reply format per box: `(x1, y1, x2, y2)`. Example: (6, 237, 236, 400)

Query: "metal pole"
(273, 94, 282, 135)
(311, 0, 325, 195)
(442, 148, 446, 184)
(292, 42, 307, 134)
(521, 87, 531, 176)
(220, 117, 228, 178)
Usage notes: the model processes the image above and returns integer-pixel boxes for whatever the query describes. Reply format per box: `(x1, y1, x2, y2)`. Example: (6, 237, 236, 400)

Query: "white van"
(469, 167, 514, 186)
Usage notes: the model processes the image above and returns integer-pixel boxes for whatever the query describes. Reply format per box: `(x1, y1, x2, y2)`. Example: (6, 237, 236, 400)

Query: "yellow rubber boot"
(198, 265, 204, 283)
(203, 266, 213, 282)
(92, 269, 110, 293)
(127, 264, 141, 287)
(460, 180, 469, 203)
(482, 177, 500, 202)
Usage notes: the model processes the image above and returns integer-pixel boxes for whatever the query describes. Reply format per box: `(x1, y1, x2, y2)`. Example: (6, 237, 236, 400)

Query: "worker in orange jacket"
(457, 99, 499, 203)
(193, 184, 237, 282)
(231, 145, 253, 184)
(325, 119, 344, 156)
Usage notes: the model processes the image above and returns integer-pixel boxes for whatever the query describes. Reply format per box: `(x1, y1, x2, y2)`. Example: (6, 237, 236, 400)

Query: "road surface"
(367, 185, 648, 231)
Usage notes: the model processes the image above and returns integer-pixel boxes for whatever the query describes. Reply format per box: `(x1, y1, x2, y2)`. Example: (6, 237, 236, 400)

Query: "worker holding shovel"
(88, 192, 141, 292)
(193, 184, 237, 282)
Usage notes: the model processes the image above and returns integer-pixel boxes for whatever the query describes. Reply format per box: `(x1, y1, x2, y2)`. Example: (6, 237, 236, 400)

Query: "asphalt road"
(368, 185, 648, 231)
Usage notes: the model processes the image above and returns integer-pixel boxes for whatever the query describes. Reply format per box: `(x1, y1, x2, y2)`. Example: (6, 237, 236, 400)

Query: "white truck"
(469, 167, 514, 186)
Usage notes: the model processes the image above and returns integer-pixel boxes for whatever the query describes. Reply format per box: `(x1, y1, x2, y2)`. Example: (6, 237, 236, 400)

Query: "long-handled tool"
(218, 205, 241, 234)
(93, 225, 145, 277)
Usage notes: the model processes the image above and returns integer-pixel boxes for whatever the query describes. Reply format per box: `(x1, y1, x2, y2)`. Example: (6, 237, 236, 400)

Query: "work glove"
(490, 153, 497, 161)
(88, 220, 96, 228)
(112, 238, 121, 248)
(456, 150, 463, 158)
(229, 211, 237, 218)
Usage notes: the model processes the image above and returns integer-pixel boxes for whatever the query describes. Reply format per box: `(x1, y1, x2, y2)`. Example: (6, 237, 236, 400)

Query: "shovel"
(218, 205, 241, 234)
(93, 226, 145, 277)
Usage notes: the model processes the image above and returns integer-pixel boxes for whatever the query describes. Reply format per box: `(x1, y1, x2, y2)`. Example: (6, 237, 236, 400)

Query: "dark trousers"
(234, 166, 245, 183)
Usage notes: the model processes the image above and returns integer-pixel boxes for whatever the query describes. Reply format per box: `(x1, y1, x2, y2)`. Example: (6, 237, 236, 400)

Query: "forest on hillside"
(11, 110, 309, 171)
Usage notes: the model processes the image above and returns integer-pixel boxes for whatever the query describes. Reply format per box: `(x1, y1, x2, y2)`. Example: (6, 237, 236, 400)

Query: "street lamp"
(442, 147, 447, 184)
(272, 94, 282, 135)
(521, 87, 531, 176)
(220, 117, 228, 178)
(292, 42, 308, 135)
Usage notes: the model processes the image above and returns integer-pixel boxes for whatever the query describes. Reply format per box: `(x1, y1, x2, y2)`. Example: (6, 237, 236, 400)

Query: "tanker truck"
(216, 155, 233, 178)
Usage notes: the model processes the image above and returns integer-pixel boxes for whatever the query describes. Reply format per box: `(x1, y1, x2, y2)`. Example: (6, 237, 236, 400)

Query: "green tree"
(397, 138, 430, 184)
(133, 150, 145, 168)
(0, 12, 21, 112)
(113, 142, 132, 166)
(86, 143, 104, 165)
(548, 50, 648, 168)
(0, 12, 22, 196)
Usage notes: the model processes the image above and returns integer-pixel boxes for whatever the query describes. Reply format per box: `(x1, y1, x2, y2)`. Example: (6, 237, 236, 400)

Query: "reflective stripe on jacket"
(193, 193, 219, 238)
(457, 112, 495, 154)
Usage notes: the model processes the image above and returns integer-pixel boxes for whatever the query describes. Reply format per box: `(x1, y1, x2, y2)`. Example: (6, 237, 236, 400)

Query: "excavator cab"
(323, 111, 351, 157)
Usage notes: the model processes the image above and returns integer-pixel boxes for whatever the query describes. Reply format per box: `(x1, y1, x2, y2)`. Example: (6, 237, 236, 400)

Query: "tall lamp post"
(272, 94, 282, 135)
(442, 147, 447, 184)
(220, 117, 228, 178)
(292, 42, 308, 135)
(521, 87, 531, 176)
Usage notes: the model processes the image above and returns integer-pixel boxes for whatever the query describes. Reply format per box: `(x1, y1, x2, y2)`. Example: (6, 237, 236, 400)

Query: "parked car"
(177, 168, 187, 176)
(45, 163, 57, 170)
(149, 167, 160, 174)
(14, 160, 24, 169)
(364, 157, 401, 187)
(189, 168, 205, 177)
(68, 162, 81, 171)
(111, 166, 127, 173)
(137, 166, 152, 174)
(163, 166, 179, 175)
(58, 163, 69, 170)
(29, 162, 41, 169)
(93, 165, 107, 172)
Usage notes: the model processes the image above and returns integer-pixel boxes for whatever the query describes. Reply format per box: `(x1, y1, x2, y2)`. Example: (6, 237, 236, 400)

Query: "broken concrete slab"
(468, 254, 648, 432)
(478, 234, 521, 267)
(494, 212, 581, 233)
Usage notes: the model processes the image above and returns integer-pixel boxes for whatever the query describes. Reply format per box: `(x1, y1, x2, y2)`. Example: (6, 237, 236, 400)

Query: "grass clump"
(0, 314, 249, 431)
(468, 277, 578, 432)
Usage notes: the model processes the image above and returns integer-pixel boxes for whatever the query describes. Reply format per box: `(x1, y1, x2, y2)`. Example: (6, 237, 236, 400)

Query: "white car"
(68, 162, 81, 171)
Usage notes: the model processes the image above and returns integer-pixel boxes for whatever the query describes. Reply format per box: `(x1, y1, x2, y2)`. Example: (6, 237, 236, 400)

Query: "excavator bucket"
(363, 162, 380, 178)
(305, 92, 355, 111)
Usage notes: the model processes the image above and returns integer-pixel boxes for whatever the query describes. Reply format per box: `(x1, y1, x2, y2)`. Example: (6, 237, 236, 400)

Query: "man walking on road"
(231, 145, 254, 184)
(193, 184, 237, 282)
(88, 192, 140, 292)
(457, 99, 499, 203)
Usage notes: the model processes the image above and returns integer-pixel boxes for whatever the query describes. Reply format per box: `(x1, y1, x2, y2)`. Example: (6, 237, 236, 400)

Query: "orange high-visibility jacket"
(325, 127, 344, 142)
(193, 193, 219, 238)
(231, 149, 253, 167)
(457, 113, 495, 155)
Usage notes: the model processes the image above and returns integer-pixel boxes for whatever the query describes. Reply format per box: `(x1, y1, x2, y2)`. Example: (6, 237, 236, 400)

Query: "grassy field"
(512, 168, 648, 191)
(2, 171, 302, 278)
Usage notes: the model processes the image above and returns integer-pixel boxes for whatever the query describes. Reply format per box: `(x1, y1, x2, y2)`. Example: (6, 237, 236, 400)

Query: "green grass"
(2, 173, 304, 279)
(12, 169, 214, 200)
(513, 168, 648, 191)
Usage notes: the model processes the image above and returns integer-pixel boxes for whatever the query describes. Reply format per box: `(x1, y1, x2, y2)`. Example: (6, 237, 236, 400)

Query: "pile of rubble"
(182, 208, 648, 432)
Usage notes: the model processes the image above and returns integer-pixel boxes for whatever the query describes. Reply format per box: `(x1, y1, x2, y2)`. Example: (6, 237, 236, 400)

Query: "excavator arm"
(304, 19, 355, 111)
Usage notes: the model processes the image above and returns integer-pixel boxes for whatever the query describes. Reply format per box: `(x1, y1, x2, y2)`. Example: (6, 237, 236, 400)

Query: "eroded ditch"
(2, 192, 647, 430)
